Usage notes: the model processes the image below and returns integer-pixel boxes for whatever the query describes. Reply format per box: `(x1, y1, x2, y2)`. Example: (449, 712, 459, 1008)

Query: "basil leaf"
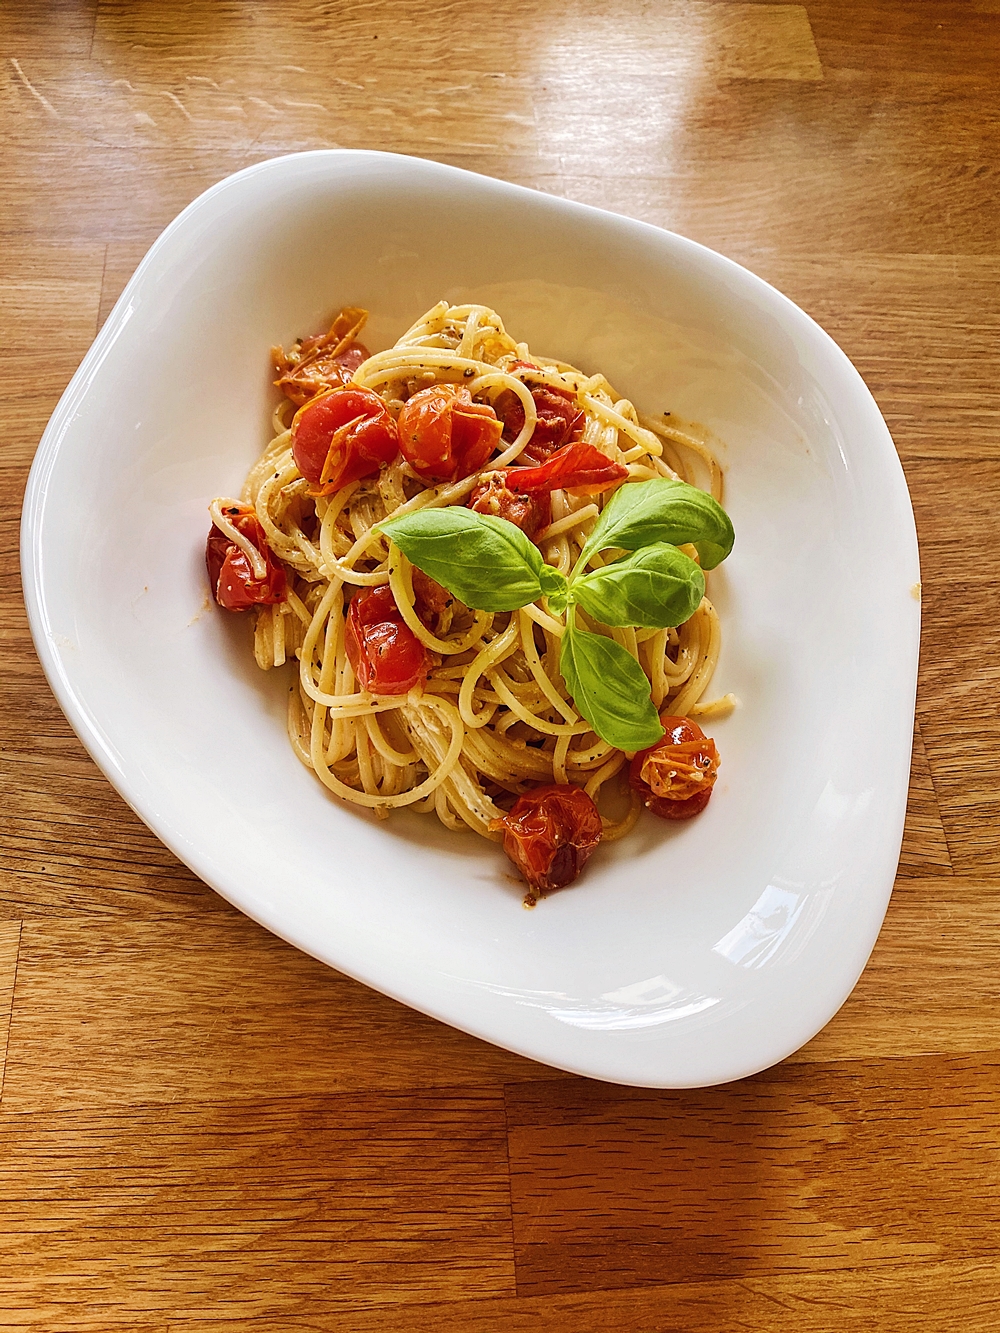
(577, 478, 734, 570)
(560, 624, 664, 751)
(381, 508, 568, 612)
(572, 543, 705, 629)
(541, 564, 569, 614)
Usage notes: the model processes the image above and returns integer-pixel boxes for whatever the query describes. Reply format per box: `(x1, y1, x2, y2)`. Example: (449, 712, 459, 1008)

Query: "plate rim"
(20, 149, 920, 1088)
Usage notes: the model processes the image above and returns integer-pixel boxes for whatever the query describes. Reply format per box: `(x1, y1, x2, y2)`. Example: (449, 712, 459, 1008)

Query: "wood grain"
(740, 255, 1000, 463)
(505, 1058, 1000, 1294)
(0, 921, 21, 1099)
(3, 0, 999, 1326)
(786, 876, 1000, 1062)
(0, 1, 97, 61)
(896, 720, 951, 876)
(0, 1090, 515, 1329)
(808, 0, 1000, 77)
(909, 458, 1000, 872)
(0, 918, 546, 1112)
(174, 1258, 1000, 1333)
(0, 243, 103, 453)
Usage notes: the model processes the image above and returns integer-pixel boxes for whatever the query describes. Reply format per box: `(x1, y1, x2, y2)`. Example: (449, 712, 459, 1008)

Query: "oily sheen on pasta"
(207, 302, 734, 902)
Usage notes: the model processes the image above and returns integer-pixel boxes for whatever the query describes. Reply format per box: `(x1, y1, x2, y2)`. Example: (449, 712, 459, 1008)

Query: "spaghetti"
(208, 302, 734, 901)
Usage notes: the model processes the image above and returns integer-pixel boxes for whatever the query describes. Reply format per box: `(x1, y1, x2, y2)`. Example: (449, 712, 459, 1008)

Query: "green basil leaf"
(381, 508, 568, 612)
(560, 624, 664, 751)
(539, 564, 568, 598)
(577, 478, 734, 570)
(540, 564, 569, 613)
(571, 543, 705, 629)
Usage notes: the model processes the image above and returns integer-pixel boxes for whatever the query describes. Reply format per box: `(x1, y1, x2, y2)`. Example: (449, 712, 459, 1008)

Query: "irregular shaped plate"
(21, 151, 920, 1087)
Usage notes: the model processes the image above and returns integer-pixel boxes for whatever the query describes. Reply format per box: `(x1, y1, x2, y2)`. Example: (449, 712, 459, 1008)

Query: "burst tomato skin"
(507, 441, 628, 496)
(629, 715, 720, 820)
(274, 341, 369, 405)
(465, 442, 625, 539)
(327, 341, 368, 381)
(496, 367, 585, 462)
(344, 585, 430, 695)
(397, 384, 502, 483)
(272, 306, 371, 406)
(491, 784, 603, 898)
(206, 507, 287, 612)
(291, 387, 398, 495)
(466, 473, 551, 541)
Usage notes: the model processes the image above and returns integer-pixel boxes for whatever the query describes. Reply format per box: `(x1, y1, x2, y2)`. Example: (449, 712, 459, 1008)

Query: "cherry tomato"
(344, 585, 430, 695)
(206, 506, 287, 612)
(507, 441, 628, 496)
(496, 366, 585, 462)
(491, 784, 603, 899)
(397, 384, 502, 483)
(411, 568, 454, 634)
(629, 715, 720, 820)
(466, 472, 551, 541)
(291, 386, 398, 495)
(272, 306, 371, 406)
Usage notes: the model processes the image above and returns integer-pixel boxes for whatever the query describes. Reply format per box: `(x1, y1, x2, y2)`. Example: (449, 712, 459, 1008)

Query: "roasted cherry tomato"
(507, 441, 628, 496)
(466, 472, 551, 541)
(411, 568, 454, 635)
(629, 715, 720, 820)
(490, 783, 603, 900)
(397, 384, 502, 483)
(495, 366, 585, 462)
(291, 386, 398, 496)
(206, 506, 287, 612)
(344, 585, 430, 696)
(272, 306, 371, 406)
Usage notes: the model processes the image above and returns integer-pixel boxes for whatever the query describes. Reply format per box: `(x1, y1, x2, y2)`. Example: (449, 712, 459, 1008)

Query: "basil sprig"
(380, 478, 733, 750)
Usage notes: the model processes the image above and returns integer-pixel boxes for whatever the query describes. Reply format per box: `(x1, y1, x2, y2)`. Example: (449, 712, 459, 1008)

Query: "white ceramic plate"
(22, 151, 919, 1088)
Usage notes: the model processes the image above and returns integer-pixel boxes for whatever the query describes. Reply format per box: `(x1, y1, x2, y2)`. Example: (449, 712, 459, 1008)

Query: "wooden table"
(2, 2, 998, 1328)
